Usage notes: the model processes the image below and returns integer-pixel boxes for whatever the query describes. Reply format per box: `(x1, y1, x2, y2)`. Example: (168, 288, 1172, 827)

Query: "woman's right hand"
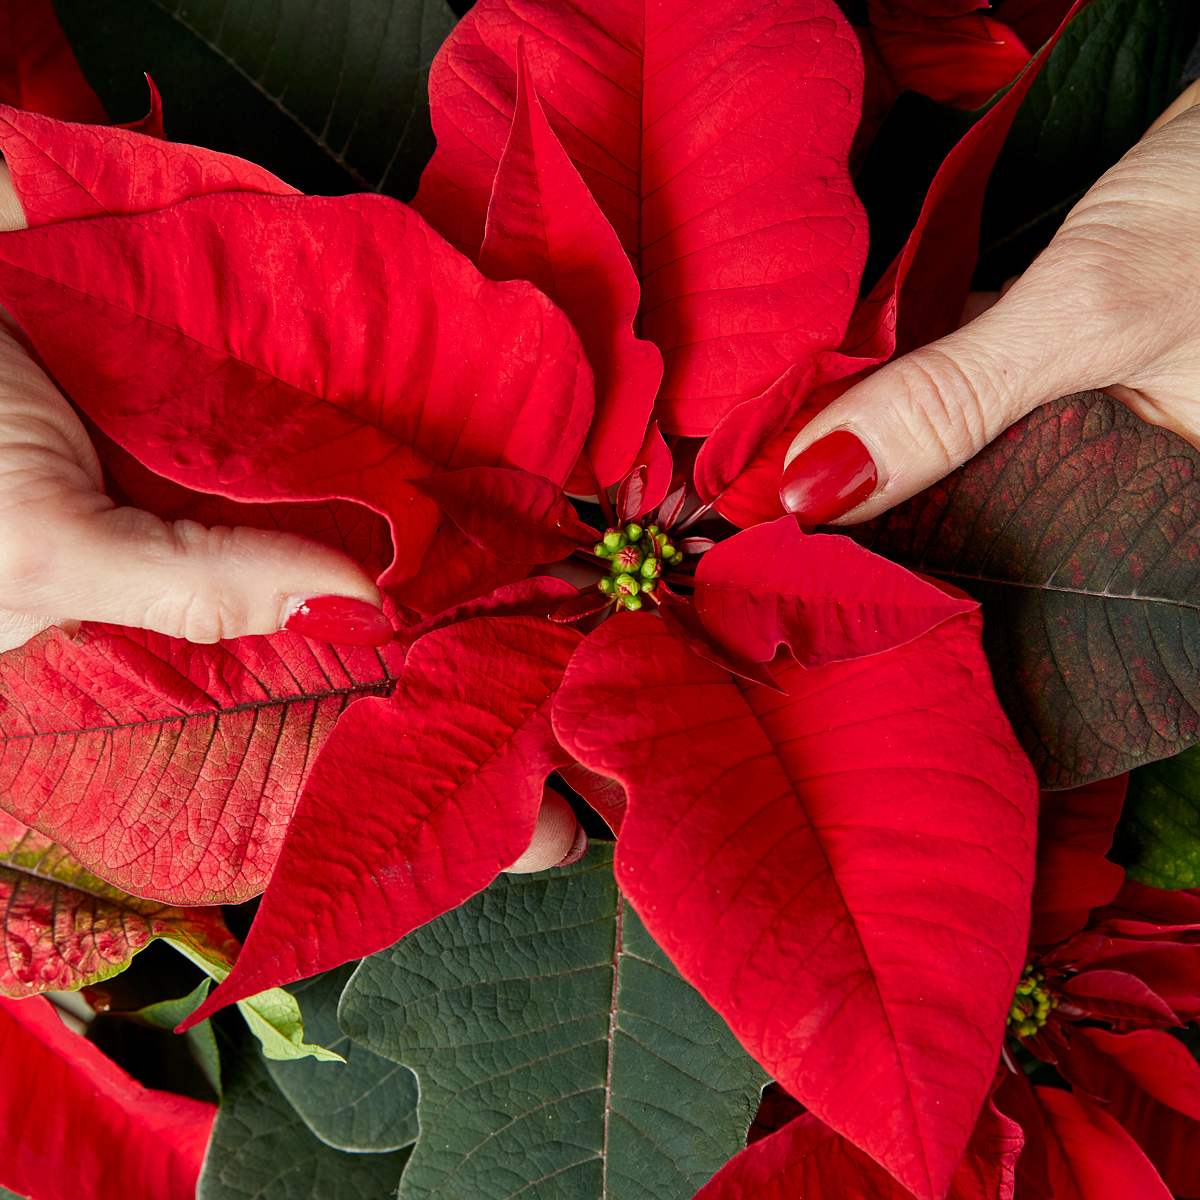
(780, 88, 1200, 526)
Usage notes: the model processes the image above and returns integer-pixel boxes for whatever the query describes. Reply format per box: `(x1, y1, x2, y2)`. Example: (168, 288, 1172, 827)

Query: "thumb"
(7, 505, 393, 645)
(779, 269, 1109, 525)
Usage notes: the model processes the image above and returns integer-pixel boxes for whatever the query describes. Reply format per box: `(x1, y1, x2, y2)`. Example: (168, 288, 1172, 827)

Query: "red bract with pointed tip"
(0, 0, 1090, 1193)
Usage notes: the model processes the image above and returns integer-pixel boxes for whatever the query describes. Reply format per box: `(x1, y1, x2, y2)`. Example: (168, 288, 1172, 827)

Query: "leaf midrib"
(149, 0, 376, 190)
(1, 678, 395, 743)
(915, 568, 1200, 612)
(600, 890, 623, 1199)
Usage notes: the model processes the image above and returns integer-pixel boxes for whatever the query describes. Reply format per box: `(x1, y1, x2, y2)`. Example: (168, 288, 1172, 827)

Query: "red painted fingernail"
(779, 430, 877, 524)
(555, 825, 588, 868)
(283, 595, 393, 646)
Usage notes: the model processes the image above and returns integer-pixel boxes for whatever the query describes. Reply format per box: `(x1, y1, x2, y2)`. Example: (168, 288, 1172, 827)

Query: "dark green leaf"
(197, 1034, 410, 1200)
(53, 0, 456, 199)
(979, 0, 1200, 284)
(858, 392, 1200, 788)
(339, 846, 766, 1199)
(1117, 744, 1200, 887)
(266, 965, 419, 1153)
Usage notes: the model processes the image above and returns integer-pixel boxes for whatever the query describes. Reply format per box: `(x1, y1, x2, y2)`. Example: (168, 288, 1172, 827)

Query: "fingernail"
(779, 430, 878, 524)
(283, 595, 393, 646)
(555, 825, 588, 868)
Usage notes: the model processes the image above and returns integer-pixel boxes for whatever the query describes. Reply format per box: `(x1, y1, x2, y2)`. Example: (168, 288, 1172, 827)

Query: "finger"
(2, 504, 393, 645)
(506, 788, 587, 874)
(1148, 79, 1200, 136)
(779, 264, 1117, 525)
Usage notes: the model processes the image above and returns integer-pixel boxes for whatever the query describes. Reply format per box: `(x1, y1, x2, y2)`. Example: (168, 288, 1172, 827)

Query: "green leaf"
(172, 943, 344, 1065)
(1118, 744, 1200, 887)
(339, 846, 767, 1200)
(52, 0, 457, 199)
(197, 1034, 410, 1200)
(266, 965, 419, 1152)
(239, 988, 347, 1065)
(130, 978, 222, 1097)
(858, 393, 1200, 787)
(979, 0, 1200, 283)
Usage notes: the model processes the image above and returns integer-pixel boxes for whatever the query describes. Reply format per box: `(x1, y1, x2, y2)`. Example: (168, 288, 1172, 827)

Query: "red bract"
(0, 0, 106, 123)
(696, 1094, 1022, 1199)
(416, 0, 869, 438)
(478, 47, 663, 491)
(553, 611, 1034, 1200)
(997, 872, 1200, 1196)
(860, 0, 1030, 123)
(0, 1, 1069, 1194)
(0, 995, 214, 1200)
(189, 614, 581, 1003)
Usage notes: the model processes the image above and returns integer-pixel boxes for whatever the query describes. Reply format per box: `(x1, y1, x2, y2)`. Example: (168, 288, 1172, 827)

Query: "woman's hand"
(0, 162, 390, 652)
(780, 88, 1200, 525)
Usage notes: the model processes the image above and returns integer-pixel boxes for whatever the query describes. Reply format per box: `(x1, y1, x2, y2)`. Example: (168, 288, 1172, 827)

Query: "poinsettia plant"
(1, 1, 1199, 1198)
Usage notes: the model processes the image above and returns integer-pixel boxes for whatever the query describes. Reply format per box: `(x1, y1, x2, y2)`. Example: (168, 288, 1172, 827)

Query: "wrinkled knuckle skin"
(892, 349, 993, 466)
(168, 592, 243, 644)
(166, 519, 238, 558)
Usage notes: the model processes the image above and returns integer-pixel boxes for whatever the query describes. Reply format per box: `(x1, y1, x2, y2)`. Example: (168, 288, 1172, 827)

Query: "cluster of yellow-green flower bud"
(1007, 965, 1054, 1038)
(594, 522, 684, 610)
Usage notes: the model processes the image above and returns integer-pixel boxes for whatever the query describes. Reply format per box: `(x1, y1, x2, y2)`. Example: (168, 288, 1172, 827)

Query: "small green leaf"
(266, 965, 419, 1152)
(173, 943, 344, 1064)
(980, 0, 1200, 283)
(340, 846, 767, 1199)
(238, 988, 346, 1065)
(1119, 744, 1200, 887)
(197, 1033, 410, 1200)
(130, 978, 222, 1097)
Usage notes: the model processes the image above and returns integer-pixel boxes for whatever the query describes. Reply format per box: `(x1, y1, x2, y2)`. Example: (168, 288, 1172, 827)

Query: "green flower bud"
(623, 594, 643, 611)
(640, 578, 656, 593)
(625, 522, 644, 541)
(598, 576, 615, 594)
(647, 525, 660, 537)
(659, 540, 675, 558)
(614, 573, 640, 596)
(603, 529, 628, 552)
(594, 542, 610, 558)
(640, 557, 661, 579)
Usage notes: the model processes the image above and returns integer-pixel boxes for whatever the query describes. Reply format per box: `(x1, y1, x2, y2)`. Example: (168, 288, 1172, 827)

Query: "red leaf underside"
(0, 624, 404, 903)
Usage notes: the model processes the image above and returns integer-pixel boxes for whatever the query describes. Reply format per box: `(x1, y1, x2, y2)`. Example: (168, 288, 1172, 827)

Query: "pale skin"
(0, 87, 1196, 872)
